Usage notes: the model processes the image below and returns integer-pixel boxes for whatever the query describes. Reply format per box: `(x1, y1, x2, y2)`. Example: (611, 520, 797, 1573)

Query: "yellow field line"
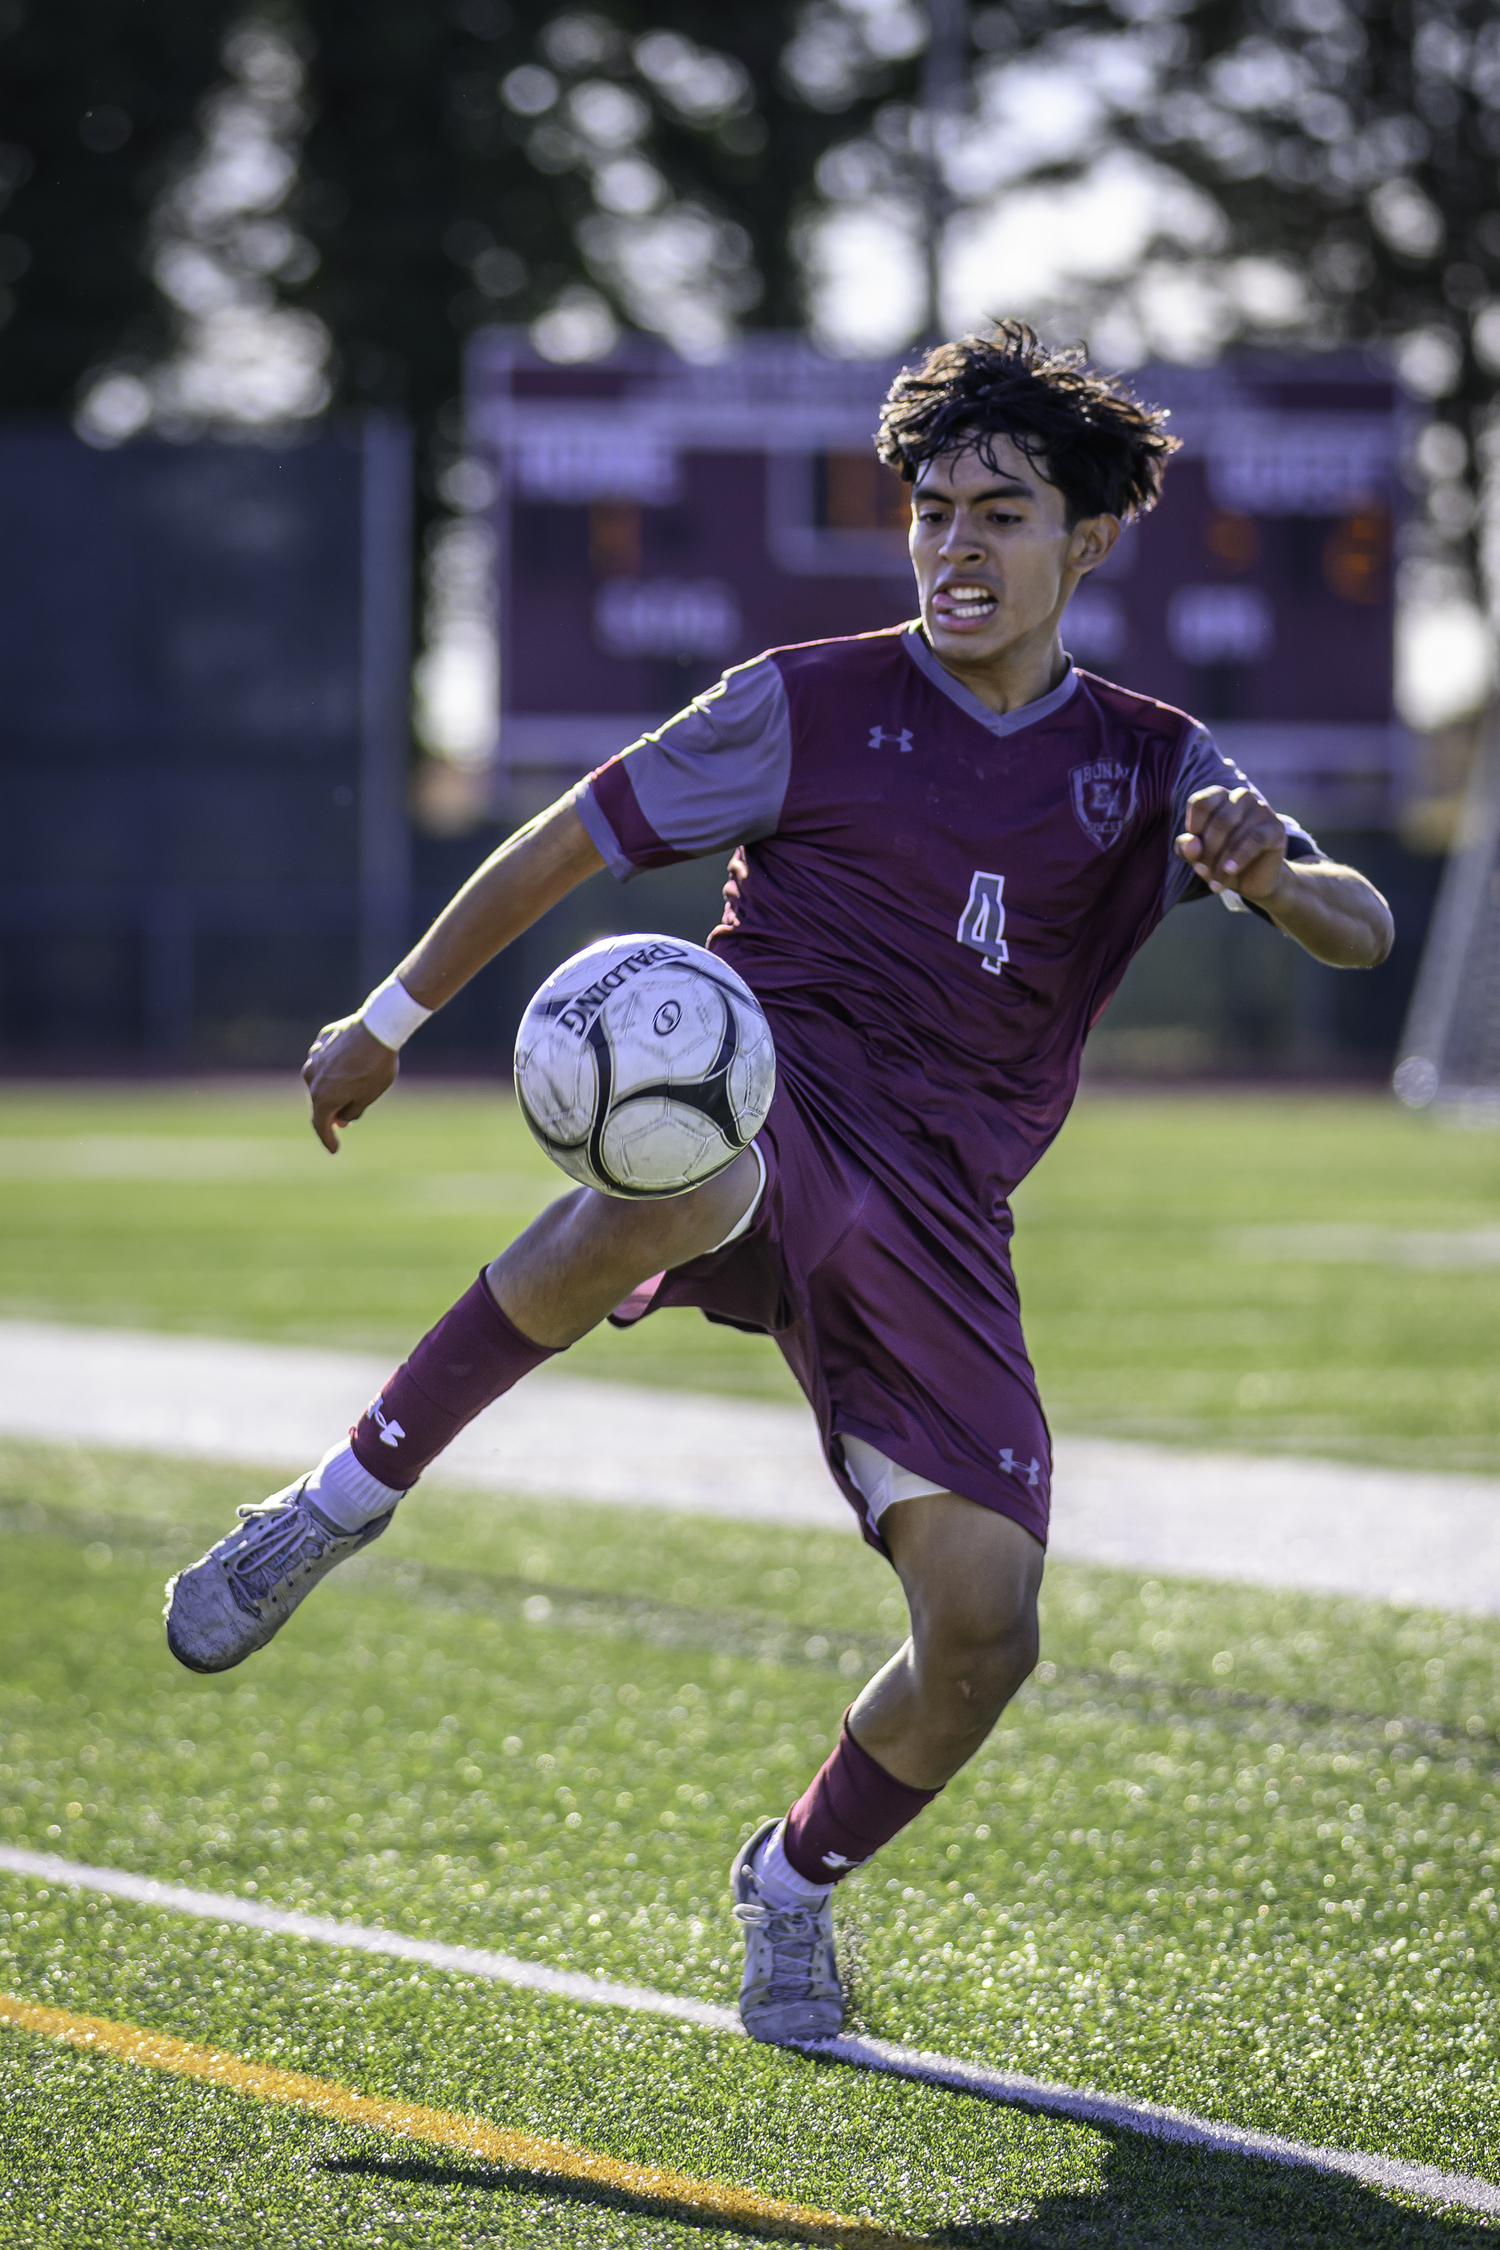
(1, 1991, 926, 2247)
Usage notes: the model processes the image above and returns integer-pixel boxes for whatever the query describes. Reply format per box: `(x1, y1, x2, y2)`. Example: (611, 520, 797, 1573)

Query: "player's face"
(909, 439, 1117, 677)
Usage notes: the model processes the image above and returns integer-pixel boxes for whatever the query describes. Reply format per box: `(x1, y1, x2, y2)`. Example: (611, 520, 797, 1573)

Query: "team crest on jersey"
(1069, 759, 1138, 850)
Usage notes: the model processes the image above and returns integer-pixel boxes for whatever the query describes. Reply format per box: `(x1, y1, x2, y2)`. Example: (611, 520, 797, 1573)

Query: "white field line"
(0, 1845, 732, 2032)
(2, 1845, 1496, 2218)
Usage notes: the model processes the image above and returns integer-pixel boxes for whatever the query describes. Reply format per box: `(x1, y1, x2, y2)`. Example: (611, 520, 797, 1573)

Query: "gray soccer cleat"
(164, 1478, 394, 1674)
(730, 1818, 844, 2045)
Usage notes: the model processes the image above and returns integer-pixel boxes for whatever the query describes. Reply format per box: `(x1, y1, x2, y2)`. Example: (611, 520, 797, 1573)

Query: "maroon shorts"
(611, 1082, 1051, 1555)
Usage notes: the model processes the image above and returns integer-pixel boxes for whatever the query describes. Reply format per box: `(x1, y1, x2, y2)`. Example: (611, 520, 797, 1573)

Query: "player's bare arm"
(1176, 785, 1393, 968)
(302, 795, 604, 1152)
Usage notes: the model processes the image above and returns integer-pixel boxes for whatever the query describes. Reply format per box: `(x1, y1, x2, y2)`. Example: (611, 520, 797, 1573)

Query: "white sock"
(302, 1441, 402, 1532)
(754, 1819, 834, 1909)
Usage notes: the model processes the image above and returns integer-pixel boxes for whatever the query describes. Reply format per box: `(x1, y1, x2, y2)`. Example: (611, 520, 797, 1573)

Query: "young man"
(165, 324, 1393, 2045)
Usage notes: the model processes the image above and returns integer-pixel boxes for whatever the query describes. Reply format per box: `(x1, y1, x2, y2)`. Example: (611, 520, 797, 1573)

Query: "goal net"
(1395, 706, 1500, 1119)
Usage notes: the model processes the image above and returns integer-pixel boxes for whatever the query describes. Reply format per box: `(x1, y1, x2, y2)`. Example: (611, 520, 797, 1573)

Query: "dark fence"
(0, 419, 410, 1064)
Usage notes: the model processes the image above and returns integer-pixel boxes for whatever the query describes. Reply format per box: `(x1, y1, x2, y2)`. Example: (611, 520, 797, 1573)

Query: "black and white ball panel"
(514, 935, 776, 1198)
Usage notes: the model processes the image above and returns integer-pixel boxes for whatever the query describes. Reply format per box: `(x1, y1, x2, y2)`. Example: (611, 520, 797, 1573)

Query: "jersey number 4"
(957, 871, 1008, 975)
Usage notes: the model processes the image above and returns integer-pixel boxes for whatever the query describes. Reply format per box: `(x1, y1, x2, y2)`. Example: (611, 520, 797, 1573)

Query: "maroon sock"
(781, 1715, 940, 1886)
(349, 1273, 557, 1492)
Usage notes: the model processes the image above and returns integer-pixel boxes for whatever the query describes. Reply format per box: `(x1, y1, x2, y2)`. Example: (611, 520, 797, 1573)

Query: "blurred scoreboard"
(470, 332, 1406, 827)
(469, 332, 916, 781)
(1084, 356, 1407, 829)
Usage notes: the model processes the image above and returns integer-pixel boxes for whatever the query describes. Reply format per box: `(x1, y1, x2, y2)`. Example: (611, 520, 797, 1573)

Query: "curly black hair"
(876, 321, 1179, 524)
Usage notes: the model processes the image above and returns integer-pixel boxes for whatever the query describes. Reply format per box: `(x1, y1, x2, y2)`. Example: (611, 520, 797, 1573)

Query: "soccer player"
(166, 324, 1393, 2045)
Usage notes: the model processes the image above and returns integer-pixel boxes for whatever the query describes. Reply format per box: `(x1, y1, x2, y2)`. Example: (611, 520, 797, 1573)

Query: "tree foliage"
(290, 0, 921, 432)
(1115, 0, 1500, 581)
(8, 0, 1493, 600)
(0, 0, 241, 412)
(798, 0, 1500, 590)
(0, 0, 920, 431)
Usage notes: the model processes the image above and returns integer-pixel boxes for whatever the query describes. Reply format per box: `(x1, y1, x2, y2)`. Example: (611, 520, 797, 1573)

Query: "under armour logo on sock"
(999, 1448, 1041, 1488)
(868, 724, 913, 753)
(820, 1848, 862, 1870)
(370, 1400, 406, 1449)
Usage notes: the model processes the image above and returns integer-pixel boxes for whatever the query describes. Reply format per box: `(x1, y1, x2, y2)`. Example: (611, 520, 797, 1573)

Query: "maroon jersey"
(576, 622, 1317, 1253)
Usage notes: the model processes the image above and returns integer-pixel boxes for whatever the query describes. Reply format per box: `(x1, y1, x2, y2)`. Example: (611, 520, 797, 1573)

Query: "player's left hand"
(1175, 786, 1286, 906)
(302, 1016, 398, 1153)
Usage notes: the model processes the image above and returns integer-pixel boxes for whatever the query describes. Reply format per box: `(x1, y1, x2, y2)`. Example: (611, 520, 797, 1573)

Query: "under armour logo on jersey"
(869, 724, 914, 753)
(957, 870, 1008, 974)
(999, 1448, 1041, 1488)
(369, 1399, 406, 1450)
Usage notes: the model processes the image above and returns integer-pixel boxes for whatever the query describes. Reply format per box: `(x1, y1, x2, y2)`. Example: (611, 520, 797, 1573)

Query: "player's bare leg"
(486, 1145, 761, 1346)
(164, 1148, 763, 1673)
(847, 1494, 1043, 1787)
(734, 1493, 1041, 2044)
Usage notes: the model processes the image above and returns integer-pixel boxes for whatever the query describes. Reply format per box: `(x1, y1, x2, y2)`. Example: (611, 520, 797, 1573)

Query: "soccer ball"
(514, 934, 776, 1197)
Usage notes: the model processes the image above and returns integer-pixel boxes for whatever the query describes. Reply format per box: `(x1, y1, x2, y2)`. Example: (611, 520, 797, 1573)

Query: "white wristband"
(359, 973, 433, 1052)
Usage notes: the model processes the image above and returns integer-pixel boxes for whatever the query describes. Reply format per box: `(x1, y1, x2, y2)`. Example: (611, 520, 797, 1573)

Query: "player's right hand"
(302, 1017, 398, 1153)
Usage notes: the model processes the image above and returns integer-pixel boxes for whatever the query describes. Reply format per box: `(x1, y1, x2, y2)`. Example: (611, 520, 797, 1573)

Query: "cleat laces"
(733, 1899, 832, 2011)
(222, 1493, 330, 1617)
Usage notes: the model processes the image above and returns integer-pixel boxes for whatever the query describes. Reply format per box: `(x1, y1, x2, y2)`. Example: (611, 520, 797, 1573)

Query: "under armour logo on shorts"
(868, 724, 914, 753)
(999, 1448, 1041, 1487)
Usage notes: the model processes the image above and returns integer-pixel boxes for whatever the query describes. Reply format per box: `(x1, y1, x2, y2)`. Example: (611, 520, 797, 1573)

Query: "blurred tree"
(285, 1, 925, 783)
(781, 0, 1500, 624)
(0, 0, 924, 431)
(290, 0, 922, 431)
(0, 0, 242, 411)
(889, 0, 1499, 599)
(1115, 0, 1500, 591)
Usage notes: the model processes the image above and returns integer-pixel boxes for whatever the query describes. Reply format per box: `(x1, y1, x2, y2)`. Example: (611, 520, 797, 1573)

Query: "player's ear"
(1068, 513, 1120, 577)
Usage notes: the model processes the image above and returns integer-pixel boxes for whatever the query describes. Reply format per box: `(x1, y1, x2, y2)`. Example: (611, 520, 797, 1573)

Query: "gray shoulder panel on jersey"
(902, 626, 1082, 735)
(607, 654, 793, 859)
(1165, 725, 1326, 913)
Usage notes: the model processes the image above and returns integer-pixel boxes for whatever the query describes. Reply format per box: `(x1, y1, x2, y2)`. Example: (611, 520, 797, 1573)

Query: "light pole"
(918, 0, 969, 341)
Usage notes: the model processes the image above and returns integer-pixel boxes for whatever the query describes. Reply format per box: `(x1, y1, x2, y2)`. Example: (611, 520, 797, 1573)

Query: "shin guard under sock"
(350, 1273, 557, 1492)
(781, 1715, 939, 1886)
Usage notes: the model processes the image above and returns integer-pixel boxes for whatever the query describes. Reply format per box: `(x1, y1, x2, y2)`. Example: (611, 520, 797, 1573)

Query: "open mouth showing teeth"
(935, 588, 997, 622)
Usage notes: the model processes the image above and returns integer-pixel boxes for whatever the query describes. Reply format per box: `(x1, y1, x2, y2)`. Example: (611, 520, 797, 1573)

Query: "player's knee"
(582, 1147, 755, 1267)
(918, 1570, 1037, 1666)
(975, 1604, 1038, 1708)
(992, 1598, 1040, 1692)
(913, 1588, 1038, 1720)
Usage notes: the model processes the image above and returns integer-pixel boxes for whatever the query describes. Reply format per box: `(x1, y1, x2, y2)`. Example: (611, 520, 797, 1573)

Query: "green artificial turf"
(3, 1082, 1500, 1466)
(0, 2004, 1110, 2250)
(6, 1934, 1492, 2250)
(2, 1442, 1498, 2243)
(1013, 1090, 1500, 1471)
(11, 1434, 1500, 1734)
(0, 1081, 796, 1403)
